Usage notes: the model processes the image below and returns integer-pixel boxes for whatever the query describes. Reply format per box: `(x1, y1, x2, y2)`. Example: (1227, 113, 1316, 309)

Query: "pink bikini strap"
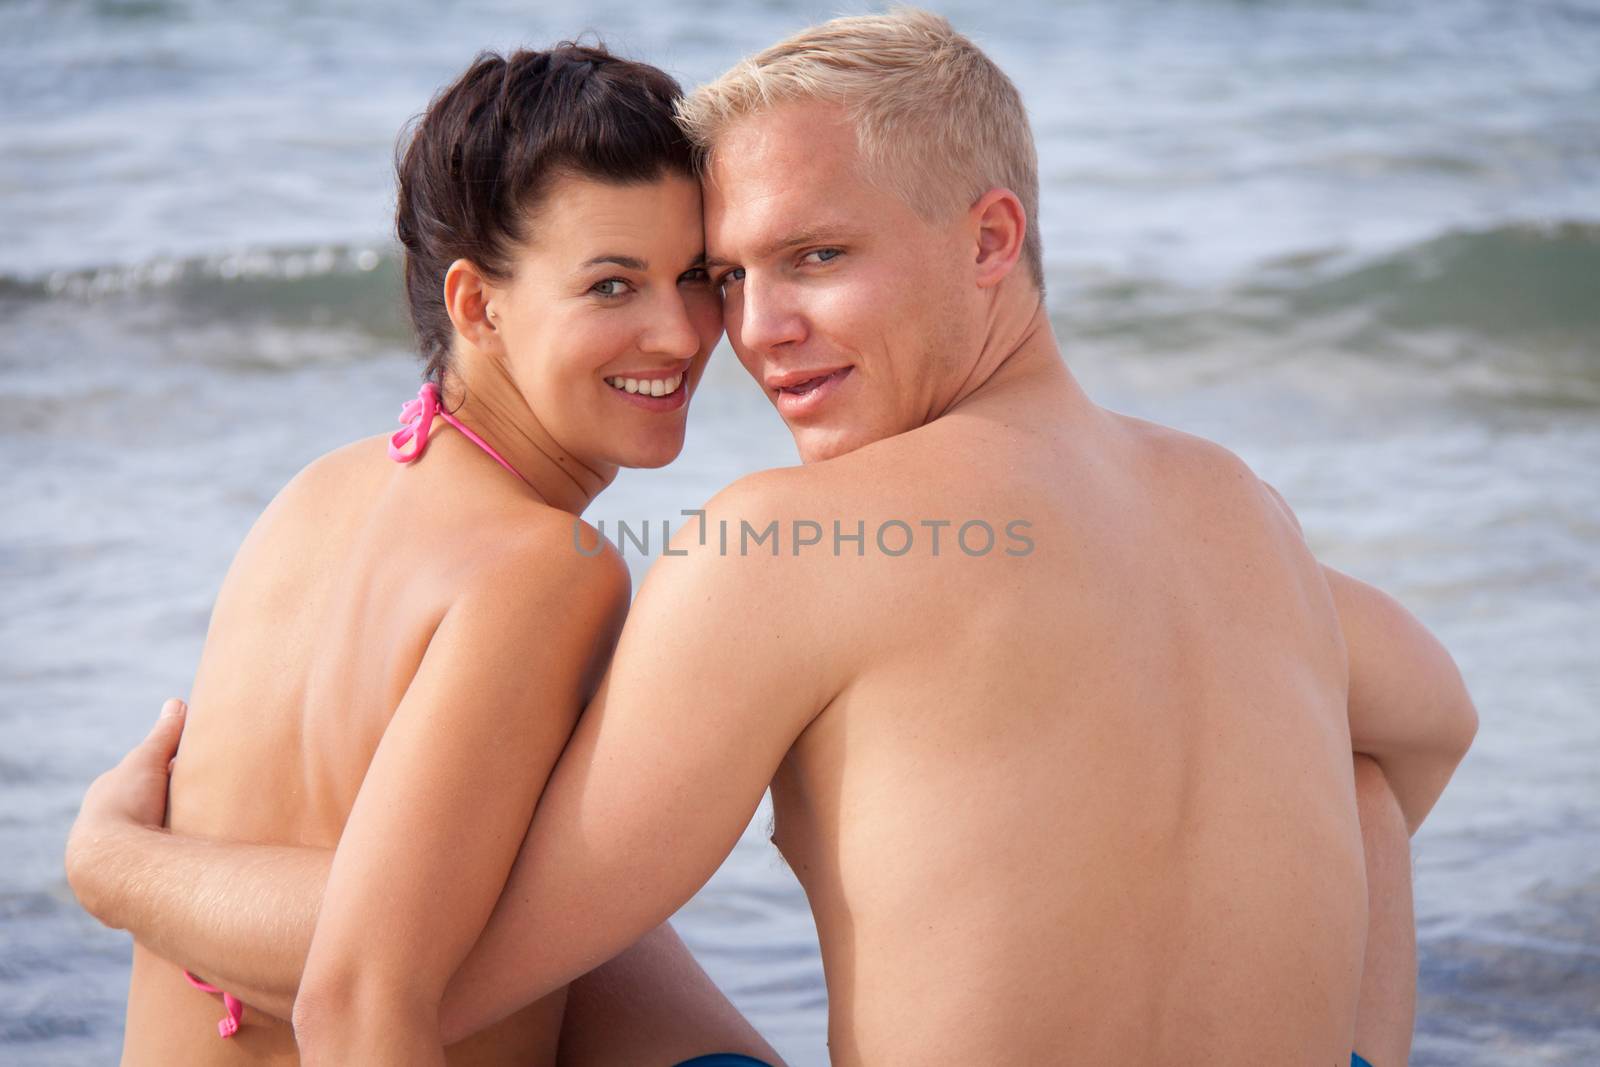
(388, 381, 530, 486)
(183, 970, 244, 1038)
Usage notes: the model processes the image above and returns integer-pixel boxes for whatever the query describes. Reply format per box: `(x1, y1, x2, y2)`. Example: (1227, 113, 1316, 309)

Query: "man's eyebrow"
(705, 225, 856, 268)
(582, 254, 648, 270)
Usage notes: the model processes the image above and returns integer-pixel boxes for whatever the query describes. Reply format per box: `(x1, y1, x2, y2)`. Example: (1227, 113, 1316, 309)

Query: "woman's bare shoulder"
(457, 506, 631, 617)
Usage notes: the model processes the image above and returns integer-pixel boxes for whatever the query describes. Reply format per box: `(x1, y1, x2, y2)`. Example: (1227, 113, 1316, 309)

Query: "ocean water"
(2, 1, 1598, 1063)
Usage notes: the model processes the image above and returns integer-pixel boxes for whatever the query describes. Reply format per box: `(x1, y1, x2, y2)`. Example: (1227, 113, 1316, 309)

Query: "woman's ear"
(442, 259, 500, 350)
(969, 188, 1026, 289)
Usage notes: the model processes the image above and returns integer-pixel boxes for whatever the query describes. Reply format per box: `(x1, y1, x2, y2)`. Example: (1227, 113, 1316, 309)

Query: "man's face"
(704, 103, 980, 463)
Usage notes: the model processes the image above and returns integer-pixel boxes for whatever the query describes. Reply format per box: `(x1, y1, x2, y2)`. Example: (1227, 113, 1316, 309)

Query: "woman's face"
(488, 172, 722, 471)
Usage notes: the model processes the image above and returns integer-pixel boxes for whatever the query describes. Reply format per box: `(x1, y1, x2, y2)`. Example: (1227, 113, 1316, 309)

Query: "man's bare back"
(758, 347, 1365, 1061)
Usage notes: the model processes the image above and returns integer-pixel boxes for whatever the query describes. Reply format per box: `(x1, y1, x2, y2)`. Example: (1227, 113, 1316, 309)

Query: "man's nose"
(737, 278, 807, 354)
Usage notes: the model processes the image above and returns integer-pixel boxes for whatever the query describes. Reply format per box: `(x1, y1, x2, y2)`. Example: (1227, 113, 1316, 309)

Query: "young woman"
(113, 44, 779, 1066)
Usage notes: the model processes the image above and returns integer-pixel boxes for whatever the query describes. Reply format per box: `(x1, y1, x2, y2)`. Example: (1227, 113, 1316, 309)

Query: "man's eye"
(718, 267, 746, 288)
(804, 248, 843, 265)
(591, 279, 630, 297)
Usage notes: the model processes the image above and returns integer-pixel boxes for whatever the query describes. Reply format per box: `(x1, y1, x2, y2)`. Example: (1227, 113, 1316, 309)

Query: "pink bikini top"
(388, 381, 530, 485)
(181, 382, 531, 1040)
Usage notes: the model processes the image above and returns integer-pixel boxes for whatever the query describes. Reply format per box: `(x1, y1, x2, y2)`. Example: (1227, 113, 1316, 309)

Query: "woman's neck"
(438, 365, 615, 516)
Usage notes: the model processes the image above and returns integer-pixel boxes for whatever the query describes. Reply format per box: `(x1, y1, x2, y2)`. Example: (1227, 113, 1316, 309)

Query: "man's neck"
(441, 363, 615, 516)
(937, 287, 1084, 422)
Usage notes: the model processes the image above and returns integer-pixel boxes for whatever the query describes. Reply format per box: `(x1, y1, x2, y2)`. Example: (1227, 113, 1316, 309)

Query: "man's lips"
(765, 366, 854, 395)
(768, 366, 853, 418)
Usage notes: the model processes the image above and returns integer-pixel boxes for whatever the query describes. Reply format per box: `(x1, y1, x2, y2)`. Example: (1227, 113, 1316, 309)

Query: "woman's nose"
(642, 290, 704, 359)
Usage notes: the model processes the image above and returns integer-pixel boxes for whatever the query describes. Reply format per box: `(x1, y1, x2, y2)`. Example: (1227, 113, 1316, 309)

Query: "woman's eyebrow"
(582, 254, 648, 270)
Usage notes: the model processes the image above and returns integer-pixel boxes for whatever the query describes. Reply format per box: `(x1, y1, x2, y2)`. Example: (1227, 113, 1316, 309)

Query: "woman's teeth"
(606, 373, 684, 398)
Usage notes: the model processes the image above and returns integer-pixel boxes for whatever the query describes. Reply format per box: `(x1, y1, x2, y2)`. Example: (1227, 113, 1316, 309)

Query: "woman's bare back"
(120, 430, 590, 1065)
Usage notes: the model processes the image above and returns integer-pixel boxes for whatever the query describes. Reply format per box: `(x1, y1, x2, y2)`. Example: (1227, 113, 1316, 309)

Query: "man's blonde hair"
(676, 7, 1043, 290)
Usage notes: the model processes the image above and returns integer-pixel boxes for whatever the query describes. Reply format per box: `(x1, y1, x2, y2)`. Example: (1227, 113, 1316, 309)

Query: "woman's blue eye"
(591, 279, 629, 297)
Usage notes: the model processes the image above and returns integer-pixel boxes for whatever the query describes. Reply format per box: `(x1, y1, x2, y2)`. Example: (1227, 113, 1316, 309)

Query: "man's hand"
(65, 698, 188, 921)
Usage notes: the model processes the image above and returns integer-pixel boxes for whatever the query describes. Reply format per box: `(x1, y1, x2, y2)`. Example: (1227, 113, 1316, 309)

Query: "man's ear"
(969, 188, 1026, 289)
(443, 258, 501, 350)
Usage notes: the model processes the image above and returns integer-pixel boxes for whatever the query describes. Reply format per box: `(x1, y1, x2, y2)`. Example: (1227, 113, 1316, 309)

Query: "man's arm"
(1322, 564, 1478, 833)
(1259, 480, 1477, 832)
(435, 477, 837, 1041)
(1350, 754, 1417, 1067)
(67, 737, 785, 1064)
(65, 703, 326, 1022)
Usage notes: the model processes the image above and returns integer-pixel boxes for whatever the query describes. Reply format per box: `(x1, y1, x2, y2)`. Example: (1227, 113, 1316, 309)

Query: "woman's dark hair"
(395, 44, 693, 385)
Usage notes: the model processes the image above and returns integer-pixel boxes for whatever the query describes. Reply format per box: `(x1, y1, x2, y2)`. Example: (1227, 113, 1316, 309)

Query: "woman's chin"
(608, 436, 686, 471)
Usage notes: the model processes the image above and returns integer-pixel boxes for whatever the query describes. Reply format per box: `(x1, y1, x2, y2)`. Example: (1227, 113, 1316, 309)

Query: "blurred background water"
(2, 0, 1597, 1063)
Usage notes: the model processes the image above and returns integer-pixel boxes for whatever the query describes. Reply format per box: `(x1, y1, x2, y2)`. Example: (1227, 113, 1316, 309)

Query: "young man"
(67, 10, 1474, 1064)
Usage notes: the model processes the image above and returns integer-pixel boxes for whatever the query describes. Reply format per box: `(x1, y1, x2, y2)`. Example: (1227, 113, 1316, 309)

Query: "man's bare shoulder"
(652, 464, 887, 640)
(662, 466, 820, 575)
(721, 433, 975, 526)
(613, 470, 863, 717)
(1114, 413, 1299, 531)
(707, 452, 885, 511)
(1114, 413, 1246, 480)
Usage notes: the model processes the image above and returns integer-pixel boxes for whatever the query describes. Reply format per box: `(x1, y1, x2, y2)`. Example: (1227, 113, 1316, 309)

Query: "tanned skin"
(69, 104, 1472, 1064)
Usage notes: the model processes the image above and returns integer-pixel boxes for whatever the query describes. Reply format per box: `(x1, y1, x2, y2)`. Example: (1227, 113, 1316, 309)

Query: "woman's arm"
(288, 538, 629, 1063)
